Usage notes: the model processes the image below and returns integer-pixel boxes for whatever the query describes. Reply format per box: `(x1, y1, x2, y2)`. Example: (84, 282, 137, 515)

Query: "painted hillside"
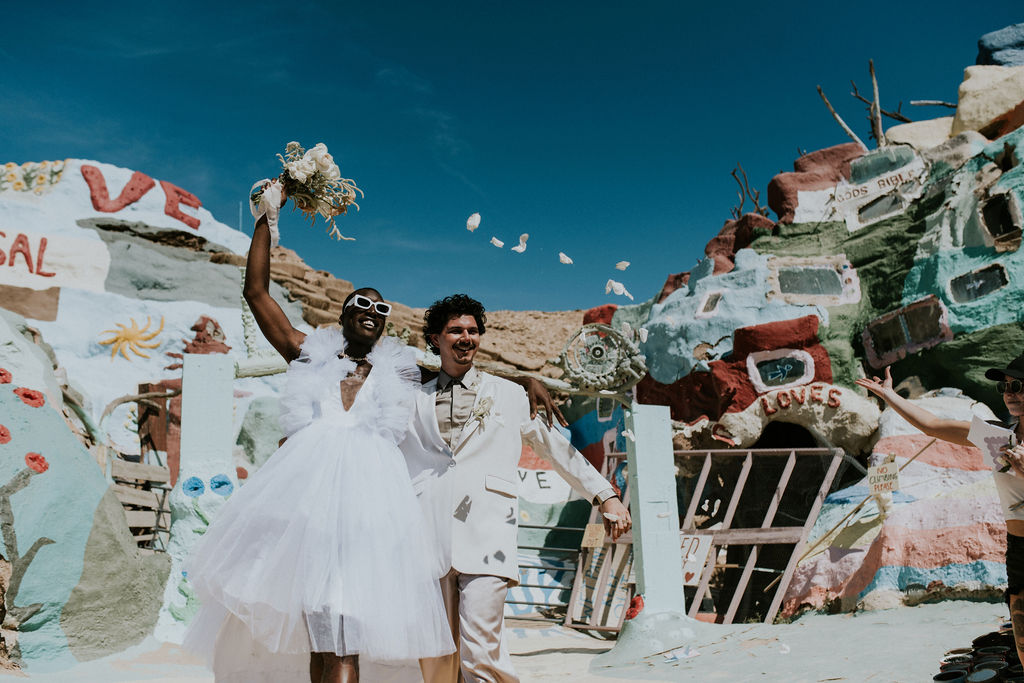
(581, 24, 1024, 620)
(0, 158, 587, 668)
(2, 19, 1024, 674)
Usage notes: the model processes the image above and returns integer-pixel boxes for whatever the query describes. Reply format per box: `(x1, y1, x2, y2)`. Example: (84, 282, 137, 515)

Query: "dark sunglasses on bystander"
(998, 379, 1024, 394)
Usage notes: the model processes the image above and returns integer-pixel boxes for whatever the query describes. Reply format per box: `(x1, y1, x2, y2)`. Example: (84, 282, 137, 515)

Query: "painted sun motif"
(99, 316, 165, 361)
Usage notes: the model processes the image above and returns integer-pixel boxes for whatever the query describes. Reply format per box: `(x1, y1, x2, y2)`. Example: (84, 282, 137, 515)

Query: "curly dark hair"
(423, 294, 486, 353)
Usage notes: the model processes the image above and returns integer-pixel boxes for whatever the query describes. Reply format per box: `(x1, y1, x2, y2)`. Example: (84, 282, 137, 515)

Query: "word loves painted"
(0, 232, 55, 278)
(80, 165, 202, 230)
(759, 383, 841, 415)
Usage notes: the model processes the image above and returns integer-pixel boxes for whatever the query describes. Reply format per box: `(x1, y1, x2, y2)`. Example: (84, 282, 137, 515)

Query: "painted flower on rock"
(209, 474, 234, 497)
(0, 425, 10, 445)
(0, 368, 10, 383)
(13, 388, 44, 407)
(25, 453, 48, 473)
(181, 476, 205, 497)
(0, 159, 65, 194)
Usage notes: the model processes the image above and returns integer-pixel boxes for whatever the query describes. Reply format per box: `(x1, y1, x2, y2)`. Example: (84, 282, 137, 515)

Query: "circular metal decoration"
(557, 323, 647, 394)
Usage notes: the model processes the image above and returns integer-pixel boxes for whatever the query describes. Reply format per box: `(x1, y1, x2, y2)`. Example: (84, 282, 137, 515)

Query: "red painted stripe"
(875, 434, 987, 471)
(518, 444, 550, 470)
(782, 520, 1005, 616)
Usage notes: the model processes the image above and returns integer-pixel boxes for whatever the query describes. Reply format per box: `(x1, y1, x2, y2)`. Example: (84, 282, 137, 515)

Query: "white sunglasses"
(344, 294, 392, 317)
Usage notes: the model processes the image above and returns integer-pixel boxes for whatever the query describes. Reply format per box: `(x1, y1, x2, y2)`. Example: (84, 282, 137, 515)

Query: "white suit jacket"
(400, 370, 612, 584)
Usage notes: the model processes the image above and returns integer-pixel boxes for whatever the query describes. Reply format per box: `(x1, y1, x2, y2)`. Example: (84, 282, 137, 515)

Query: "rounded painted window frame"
(746, 348, 816, 395)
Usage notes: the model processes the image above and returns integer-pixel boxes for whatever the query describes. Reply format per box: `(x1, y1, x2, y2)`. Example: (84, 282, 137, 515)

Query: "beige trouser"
(419, 569, 518, 683)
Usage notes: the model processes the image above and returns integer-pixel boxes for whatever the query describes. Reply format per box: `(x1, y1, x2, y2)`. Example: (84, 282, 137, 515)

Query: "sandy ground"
(0, 601, 1010, 682)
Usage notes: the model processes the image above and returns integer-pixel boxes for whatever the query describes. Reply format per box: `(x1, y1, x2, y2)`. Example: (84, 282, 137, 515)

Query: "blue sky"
(2, 3, 1020, 311)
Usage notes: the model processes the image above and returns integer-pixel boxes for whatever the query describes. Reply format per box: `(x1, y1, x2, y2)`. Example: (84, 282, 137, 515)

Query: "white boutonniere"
(472, 396, 496, 430)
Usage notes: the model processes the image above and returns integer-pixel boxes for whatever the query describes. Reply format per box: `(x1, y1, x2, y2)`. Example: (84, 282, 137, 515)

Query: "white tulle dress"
(183, 329, 454, 681)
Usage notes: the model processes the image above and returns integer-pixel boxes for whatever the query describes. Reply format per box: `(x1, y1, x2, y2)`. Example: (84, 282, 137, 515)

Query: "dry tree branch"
(850, 80, 912, 122)
(869, 60, 885, 146)
(100, 390, 181, 427)
(730, 163, 770, 218)
(911, 99, 957, 109)
(817, 85, 869, 151)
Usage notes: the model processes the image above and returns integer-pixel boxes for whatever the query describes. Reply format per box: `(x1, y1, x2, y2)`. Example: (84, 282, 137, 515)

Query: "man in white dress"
(401, 294, 632, 683)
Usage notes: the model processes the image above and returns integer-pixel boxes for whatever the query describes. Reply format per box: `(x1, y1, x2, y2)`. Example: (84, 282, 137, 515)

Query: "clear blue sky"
(3, 3, 1020, 310)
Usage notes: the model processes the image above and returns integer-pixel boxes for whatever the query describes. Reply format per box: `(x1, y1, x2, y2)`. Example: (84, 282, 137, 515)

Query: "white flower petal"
(638, 327, 649, 343)
(605, 279, 634, 300)
(622, 429, 635, 442)
(467, 213, 481, 232)
(621, 322, 633, 338)
(510, 233, 528, 253)
(559, 252, 573, 264)
(615, 261, 630, 271)
(490, 237, 504, 248)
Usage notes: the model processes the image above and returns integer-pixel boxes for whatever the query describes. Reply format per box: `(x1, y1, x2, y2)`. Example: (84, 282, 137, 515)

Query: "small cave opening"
(708, 421, 835, 623)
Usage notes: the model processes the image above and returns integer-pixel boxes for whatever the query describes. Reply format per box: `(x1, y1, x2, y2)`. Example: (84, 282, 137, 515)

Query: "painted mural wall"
(0, 159, 306, 670)
(571, 57, 1024, 618)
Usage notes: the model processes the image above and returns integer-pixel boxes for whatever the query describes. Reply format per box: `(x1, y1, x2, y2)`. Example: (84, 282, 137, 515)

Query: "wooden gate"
(679, 447, 844, 624)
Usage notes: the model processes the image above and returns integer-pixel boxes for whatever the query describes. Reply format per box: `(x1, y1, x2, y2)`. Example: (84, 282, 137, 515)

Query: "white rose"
(306, 143, 337, 174)
(287, 158, 316, 183)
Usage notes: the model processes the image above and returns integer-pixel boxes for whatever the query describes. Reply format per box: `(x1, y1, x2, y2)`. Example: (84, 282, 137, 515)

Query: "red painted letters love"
(158, 180, 201, 230)
(80, 165, 202, 230)
(81, 165, 155, 212)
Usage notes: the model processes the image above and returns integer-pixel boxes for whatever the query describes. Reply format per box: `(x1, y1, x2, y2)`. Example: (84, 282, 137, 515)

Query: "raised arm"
(855, 367, 972, 446)
(519, 398, 631, 539)
(243, 211, 305, 362)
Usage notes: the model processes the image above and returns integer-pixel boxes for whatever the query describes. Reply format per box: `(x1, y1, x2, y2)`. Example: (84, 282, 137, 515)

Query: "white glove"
(249, 178, 283, 247)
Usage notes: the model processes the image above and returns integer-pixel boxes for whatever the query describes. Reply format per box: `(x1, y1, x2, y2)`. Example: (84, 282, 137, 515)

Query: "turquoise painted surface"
(825, 485, 917, 505)
(902, 128, 1024, 334)
(0, 383, 106, 666)
(902, 247, 1024, 333)
(642, 250, 828, 384)
(858, 561, 1006, 599)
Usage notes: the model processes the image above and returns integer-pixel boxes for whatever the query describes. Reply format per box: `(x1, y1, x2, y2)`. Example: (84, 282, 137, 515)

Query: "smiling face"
(340, 288, 387, 348)
(432, 314, 481, 376)
(1003, 373, 1024, 417)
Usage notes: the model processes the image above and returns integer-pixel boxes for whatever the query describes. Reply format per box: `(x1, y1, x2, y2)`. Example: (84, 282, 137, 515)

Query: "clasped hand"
(599, 497, 632, 541)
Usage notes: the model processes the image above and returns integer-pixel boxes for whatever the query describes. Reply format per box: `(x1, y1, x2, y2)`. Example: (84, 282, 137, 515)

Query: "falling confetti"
(605, 279, 634, 300)
(490, 237, 504, 248)
(615, 261, 630, 271)
(559, 252, 573, 264)
(467, 213, 481, 232)
(510, 233, 529, 253)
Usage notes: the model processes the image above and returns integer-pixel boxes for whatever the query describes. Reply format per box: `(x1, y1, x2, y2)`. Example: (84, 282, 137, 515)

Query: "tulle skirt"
(182, 413, 454, 675)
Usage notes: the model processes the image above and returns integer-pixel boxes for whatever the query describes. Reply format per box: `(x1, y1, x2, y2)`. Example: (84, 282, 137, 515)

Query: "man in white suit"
(401, 294, 632, 683)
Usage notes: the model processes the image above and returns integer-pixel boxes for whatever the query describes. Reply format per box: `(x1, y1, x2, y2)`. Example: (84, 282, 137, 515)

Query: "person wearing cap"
(857, 355, 1024, 667)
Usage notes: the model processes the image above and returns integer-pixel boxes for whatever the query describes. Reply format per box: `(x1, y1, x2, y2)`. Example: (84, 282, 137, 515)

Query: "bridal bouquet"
(250, 141, 363, 245)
